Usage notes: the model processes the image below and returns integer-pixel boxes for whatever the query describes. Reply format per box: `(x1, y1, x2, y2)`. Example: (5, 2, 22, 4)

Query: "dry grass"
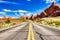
(36, 17, 60, 27)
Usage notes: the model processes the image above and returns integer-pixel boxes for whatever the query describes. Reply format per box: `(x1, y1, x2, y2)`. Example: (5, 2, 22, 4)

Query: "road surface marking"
(27, 23, 31, 40)
(27, 23, 35, 40)
(31, 24, 35, 40)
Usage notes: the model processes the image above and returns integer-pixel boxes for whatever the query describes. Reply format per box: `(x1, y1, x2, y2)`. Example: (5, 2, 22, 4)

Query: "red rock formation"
(37, 2, 60, 18)
(29, 15, 37, 21)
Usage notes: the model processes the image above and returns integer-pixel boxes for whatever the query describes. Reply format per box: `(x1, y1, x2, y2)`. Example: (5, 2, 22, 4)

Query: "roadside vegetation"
(0, 18, 27, 29)
(0, 20, 17, 29)
(36, 17, 60, 27)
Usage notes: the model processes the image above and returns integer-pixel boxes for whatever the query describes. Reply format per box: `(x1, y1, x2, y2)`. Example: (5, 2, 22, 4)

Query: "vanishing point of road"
(0, 22, 60, 40)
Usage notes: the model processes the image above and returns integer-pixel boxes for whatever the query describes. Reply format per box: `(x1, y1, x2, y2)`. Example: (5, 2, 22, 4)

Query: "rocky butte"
(38, 2, 60, 18)
(29, 2, 60, 21)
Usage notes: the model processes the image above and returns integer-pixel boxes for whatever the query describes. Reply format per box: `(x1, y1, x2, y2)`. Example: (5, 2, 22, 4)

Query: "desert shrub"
(12, 23, 16, 25)
(47, 21, 60, 27)
(6, 19, 10, 24)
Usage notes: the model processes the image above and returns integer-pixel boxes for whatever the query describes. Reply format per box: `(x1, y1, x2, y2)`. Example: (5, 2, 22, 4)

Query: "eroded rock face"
(30, 15, 37, 21)
(38, 2, 60, 18)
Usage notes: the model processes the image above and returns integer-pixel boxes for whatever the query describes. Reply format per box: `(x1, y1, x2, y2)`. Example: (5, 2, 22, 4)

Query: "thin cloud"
(19, 11, 32, 16)
(0, 0, 19, 5)
(18, 10, 28, 13)
(3, 9, 32, 17)
(3, 9, 11, 12)
(15, 13, 20, 16)
(3, 9, 28, 12)
(45, 0, 59, 3)
(19, 13, 24, 16)
(0, 12, 6, 14)
(3, 9, 17, 12)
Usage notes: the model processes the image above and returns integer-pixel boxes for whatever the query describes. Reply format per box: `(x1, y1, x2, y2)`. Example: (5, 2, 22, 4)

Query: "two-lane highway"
(0, 22, 60, 40)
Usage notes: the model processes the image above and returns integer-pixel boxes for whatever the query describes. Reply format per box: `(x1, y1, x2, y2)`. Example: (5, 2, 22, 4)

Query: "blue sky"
(0, 0, 60, 18)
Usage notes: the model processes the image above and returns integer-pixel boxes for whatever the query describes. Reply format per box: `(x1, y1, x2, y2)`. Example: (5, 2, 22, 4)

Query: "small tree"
(6, 19, 10, 24)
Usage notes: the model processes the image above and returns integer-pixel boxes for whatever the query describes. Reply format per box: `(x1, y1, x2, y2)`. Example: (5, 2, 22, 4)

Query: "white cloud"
(3, 9, 18, 12)
(18, 10, 28, 13)
(27, 0, 31, 1)
(3, 9, 28, 13)
(3, 9, 11, 12)
(2, 9, 33, 17)
(0, 12, 6, 14)
(0, 0, 19, 5)
(45, 0, 59, 3)
(0, 16, 4, 18)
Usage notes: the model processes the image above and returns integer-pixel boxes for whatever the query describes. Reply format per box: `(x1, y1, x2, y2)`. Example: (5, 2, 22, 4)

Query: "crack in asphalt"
(36, 32, 44, 40)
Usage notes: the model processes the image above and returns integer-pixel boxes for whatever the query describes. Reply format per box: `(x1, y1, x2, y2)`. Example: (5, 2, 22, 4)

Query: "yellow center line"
(27, 24, 31, 40)
(27, 23, 35, 40)
(31, 25, 35, 40)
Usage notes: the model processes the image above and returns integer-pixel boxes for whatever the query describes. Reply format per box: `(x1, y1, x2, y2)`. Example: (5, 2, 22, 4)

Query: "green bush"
(47, 21, 60, 27)
(6, 19, 10, 24)
(12, 23, 16, 25)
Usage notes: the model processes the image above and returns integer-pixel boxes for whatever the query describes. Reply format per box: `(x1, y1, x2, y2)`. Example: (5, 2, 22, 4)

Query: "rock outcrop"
(38, 2, 60, 18)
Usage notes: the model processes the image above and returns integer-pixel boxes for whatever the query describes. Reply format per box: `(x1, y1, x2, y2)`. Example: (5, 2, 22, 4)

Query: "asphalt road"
(0, 22, 29, 40)
(0, 22, 60, 40)
(32, 23, 60, 40)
